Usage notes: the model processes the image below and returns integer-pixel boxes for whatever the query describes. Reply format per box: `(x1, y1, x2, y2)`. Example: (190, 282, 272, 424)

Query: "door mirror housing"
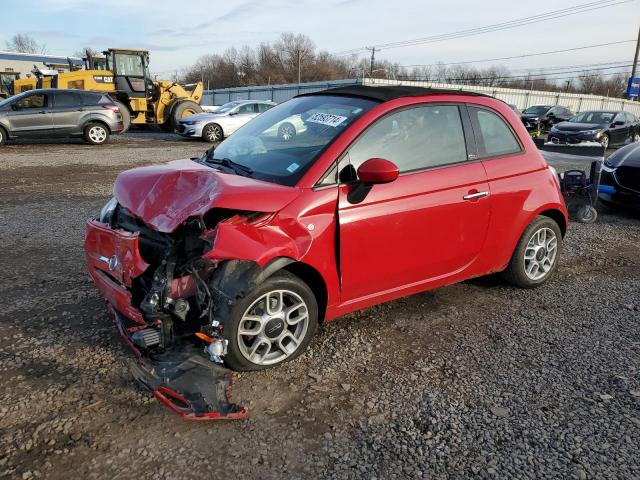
(357, 158, 399, 185)
(612, 120, 625, 127)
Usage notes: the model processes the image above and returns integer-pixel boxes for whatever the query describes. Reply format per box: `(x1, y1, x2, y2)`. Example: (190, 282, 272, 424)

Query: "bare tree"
(5, 33, 47, 54)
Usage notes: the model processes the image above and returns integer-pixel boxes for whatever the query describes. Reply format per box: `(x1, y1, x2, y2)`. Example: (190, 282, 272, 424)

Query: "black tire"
(202, 123, 223, 143)
(502, 216, 562, 288)
(84, 122, 110, 145)
(171, 100, 203, 130)
(0, 126, 6, 146)
(114, 100, 131, 133)
(277, 122, 296, 142)
(221, 271, 318, 372)
(575, 205, 598, 224)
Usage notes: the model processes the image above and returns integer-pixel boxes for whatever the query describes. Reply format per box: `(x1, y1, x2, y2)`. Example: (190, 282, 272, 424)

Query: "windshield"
(215, 101, 242, 114)
(523, 106, 551, 115)
(114, 53, 145, 76)
(569, 111, 615, 124)
(206, 95, 379, 186)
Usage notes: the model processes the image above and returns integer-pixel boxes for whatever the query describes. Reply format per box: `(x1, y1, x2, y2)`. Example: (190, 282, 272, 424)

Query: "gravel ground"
(1, 132, 639, 480)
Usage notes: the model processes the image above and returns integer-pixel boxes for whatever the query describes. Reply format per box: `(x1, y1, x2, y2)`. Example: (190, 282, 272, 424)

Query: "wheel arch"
(538, 208, 567, 237)
(210, 257, 328, 324)
(204, 122, 224, 137)
(83, 118, 111, 133)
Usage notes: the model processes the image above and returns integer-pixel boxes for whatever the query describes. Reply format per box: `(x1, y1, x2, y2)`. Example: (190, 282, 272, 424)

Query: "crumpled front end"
(84, 204, 255, 420)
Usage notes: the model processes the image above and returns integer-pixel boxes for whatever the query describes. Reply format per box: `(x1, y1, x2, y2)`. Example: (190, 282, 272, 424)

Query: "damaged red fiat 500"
(86, 86, 568, 374)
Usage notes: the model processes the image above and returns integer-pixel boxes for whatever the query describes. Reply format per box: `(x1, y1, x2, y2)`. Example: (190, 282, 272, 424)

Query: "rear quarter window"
(81, 93, 105, 105)
(468, 106, 522, 158)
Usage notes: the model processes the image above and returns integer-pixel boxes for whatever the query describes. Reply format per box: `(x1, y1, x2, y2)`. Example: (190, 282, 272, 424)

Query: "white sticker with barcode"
(307, 112, 348, 128)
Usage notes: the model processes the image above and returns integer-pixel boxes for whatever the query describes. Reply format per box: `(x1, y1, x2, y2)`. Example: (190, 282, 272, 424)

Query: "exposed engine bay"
(89, 201, 279, 419)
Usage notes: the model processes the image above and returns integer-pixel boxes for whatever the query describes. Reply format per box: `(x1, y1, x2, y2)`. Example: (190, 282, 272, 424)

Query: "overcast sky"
(2, 0, 638, 78)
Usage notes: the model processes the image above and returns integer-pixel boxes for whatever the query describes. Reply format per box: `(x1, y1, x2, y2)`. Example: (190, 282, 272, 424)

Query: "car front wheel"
(202, 123, 223, 142)
(221, 271, 318, 371)
(502, 216, 562, 288)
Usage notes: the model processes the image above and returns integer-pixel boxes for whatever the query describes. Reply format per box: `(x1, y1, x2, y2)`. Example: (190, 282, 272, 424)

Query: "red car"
(86, 85, 568, 373)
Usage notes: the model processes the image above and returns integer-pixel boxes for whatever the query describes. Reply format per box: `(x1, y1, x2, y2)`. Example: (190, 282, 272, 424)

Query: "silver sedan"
(177, 100, 276, 142)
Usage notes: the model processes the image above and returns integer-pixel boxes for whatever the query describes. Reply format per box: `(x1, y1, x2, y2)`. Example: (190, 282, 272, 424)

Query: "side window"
(346, 105, 468, 174)
(468, 107, 521, 158)
(258, 103, 273, 113)
(15, 93, 48, 109)
(626, 112, 638, 123)
(237, 103, 255, 114)
(53, 92, 80, 107)
(613, 113, 626, 124)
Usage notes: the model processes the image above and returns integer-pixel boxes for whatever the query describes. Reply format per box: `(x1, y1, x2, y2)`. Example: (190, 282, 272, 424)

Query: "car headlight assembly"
(183, 120, 202, 126)
(99, 197, 118, 224)
(580, 129, 601, 136)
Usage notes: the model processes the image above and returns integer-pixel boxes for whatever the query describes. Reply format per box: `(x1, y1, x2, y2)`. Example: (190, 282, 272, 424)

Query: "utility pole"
(297, 49, 301, 84)
(630, 25, 640, 100)
(367, 47, 376, 78)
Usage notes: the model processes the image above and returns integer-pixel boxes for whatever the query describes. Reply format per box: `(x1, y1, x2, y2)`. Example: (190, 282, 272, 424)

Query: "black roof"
(297, 84, 492, 102)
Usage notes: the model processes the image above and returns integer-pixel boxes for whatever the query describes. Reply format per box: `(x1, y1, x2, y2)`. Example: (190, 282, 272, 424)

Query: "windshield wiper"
(202, 149, 253, 177)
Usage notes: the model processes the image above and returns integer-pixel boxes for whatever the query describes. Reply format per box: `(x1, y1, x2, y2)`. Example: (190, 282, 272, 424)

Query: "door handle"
(463, 191, 490, 200)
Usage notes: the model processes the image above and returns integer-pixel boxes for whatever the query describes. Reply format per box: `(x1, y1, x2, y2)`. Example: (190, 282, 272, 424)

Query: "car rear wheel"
(277, 122, 296, 142)
(600, 133, 610, 149)
(202, 123, 223, 142)
(222, 271, 318, 371)
(84, 123, 110, 145)
(0, 127, 5, 146)
(502, 216, 562, 288)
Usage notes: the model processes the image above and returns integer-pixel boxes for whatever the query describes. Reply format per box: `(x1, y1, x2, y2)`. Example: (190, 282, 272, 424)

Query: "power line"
(333, 0, 635, 55)
(398, 40, 636, 68)
(405, 65, 633, 83)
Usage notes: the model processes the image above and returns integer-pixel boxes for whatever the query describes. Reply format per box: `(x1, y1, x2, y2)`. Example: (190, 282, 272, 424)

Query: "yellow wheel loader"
(11, 48, 203, 132)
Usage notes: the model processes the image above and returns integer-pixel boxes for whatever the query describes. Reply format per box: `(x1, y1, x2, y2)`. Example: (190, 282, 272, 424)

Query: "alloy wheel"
(88, 126, 107, 144)
(633, 132, 640, 143)
(205, 125, 222, 142)
(600, 135, 609, 149)
(278, 124, 296, 141)
(523, 227, 558, 281)
(237, 289, 309, 366)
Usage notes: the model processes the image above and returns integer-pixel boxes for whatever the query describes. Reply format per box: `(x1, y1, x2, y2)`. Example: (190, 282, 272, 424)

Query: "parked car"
(177, 100, 276, 142)
(0, 88, 123, 146)
(508, 104, 521, 115)
(600, 141, 640, 209)
(548, 110, 640, 149)
(86, 85, 568, 373)
(521, 105, 573, 133)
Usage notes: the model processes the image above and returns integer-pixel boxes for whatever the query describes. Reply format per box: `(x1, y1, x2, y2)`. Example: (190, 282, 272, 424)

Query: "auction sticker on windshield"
(307, 112, 348, 128)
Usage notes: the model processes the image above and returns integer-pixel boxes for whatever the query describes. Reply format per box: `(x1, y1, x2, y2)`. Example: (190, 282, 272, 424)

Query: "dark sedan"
(548, 110, 640, 149)
(521, 105, 573, 133)
(600, 141, 640, 209)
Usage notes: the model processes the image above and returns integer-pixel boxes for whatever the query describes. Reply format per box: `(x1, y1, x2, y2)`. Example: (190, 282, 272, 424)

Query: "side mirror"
(356, 158, 399, 185)
(348, 158, 399, 204)
(612, 120, 625, 127)
(229, 110, 238, 116)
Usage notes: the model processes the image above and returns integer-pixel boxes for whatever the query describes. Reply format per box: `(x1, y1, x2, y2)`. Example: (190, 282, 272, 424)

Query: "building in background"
(0, 50, 83, 78)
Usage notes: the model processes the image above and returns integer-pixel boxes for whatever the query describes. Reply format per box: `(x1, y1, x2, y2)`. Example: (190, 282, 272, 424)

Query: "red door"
(338, 162, 491, 303)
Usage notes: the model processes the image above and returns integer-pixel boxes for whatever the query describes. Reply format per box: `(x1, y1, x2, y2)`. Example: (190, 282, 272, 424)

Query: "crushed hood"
(114, 159, 301, 233)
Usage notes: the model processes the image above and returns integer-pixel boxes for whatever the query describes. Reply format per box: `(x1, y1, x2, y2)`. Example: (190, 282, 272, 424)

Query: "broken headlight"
(99, 197, 118, 224)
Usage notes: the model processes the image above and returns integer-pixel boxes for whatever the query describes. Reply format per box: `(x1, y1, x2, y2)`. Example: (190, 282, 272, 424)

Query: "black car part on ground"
(115, 310, 249, 421)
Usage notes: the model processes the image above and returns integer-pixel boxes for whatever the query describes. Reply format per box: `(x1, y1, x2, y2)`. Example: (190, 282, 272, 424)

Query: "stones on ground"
(489, 406, 510, 418)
